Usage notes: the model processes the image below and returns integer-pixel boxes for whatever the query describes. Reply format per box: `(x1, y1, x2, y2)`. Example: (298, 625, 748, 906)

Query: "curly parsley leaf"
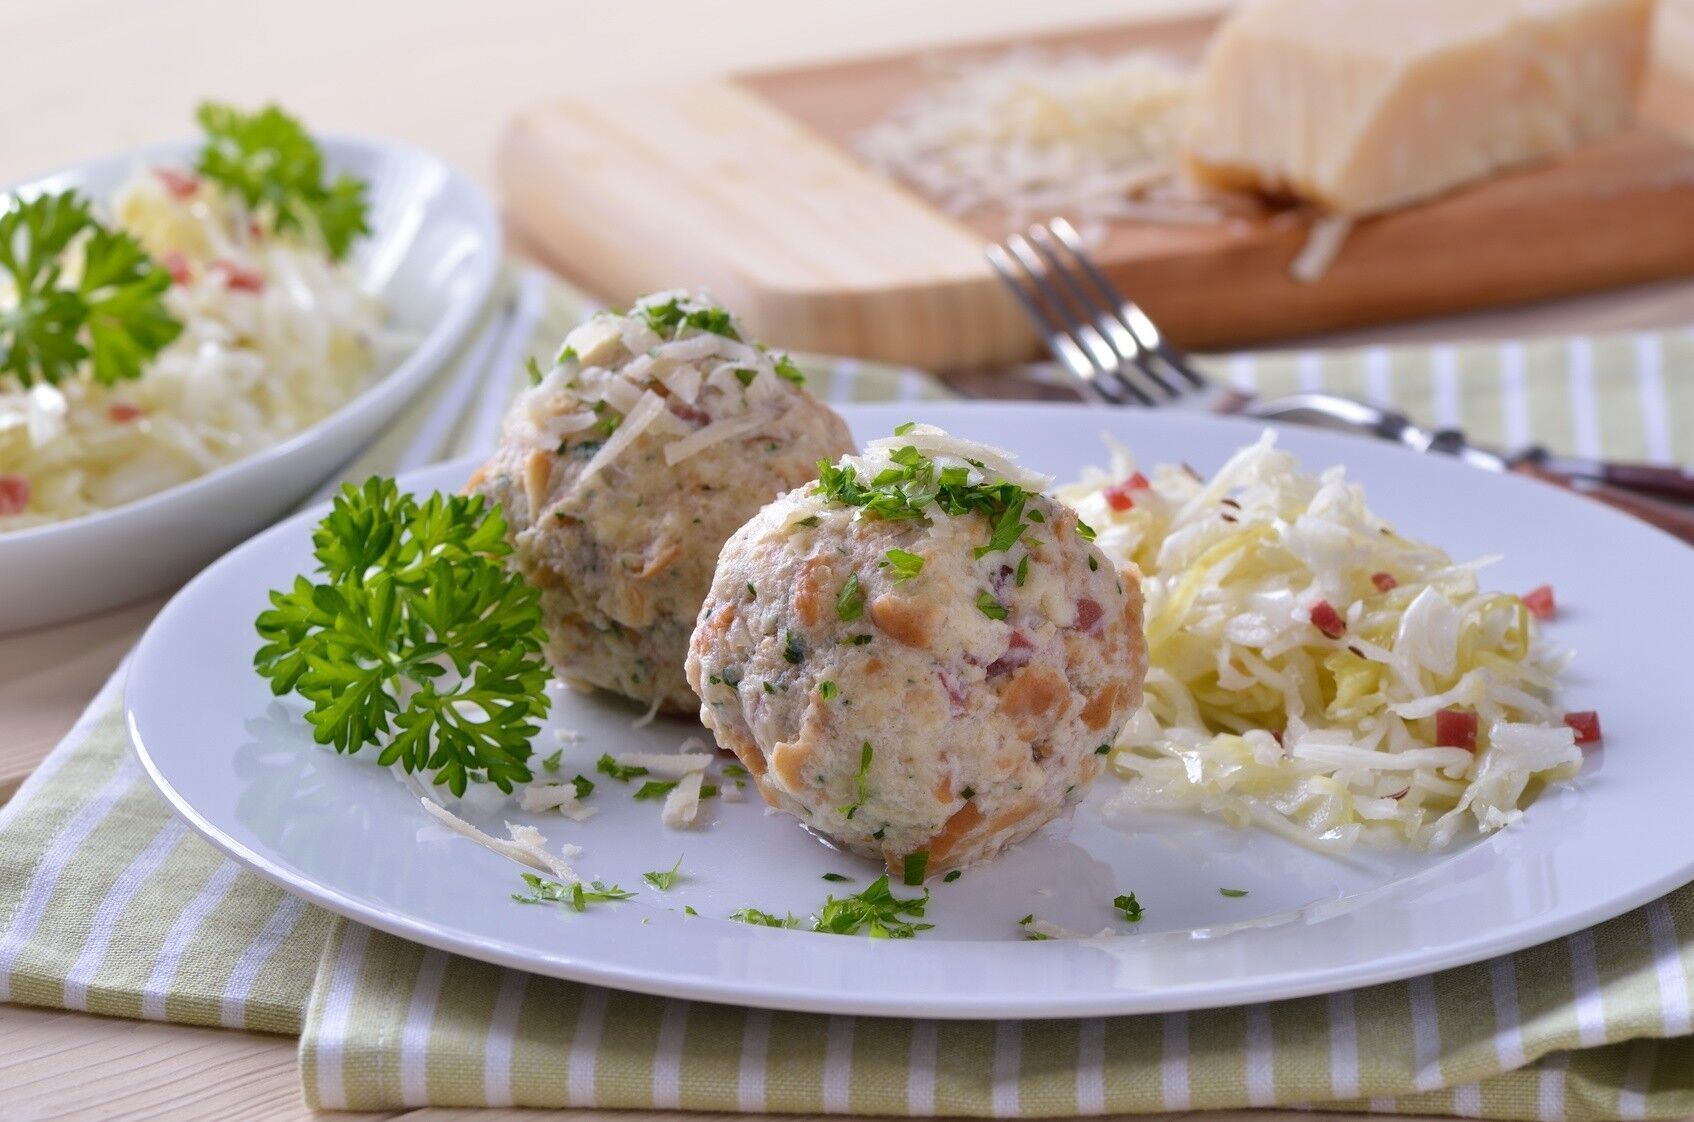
(253, 478, 550, 796)
(194, 101, 370, 260)
(1113, 892, 1145, 922)
(0, 190, 182, 389)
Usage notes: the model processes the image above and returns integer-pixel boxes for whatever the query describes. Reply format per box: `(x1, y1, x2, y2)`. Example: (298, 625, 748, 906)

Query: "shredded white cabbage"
(0, 167, 400, 529)
(1060, 432, 1581, 852)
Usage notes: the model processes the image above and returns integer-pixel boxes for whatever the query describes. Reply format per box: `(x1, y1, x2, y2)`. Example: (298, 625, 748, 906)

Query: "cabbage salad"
(0, 104, 402, 530)
(1060, 432, 1592, 852)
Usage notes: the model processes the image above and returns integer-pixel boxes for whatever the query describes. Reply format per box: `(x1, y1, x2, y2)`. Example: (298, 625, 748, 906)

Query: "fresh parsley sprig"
(195, 101, 370, 260)
(253, 478, 551, 796)
(0, 191, 182, 389)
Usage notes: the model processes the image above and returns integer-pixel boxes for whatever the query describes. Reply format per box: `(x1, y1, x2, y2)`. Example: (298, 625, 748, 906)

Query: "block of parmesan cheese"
(1640, 0, 1694, 142)
(1183, 0, 1655, 215)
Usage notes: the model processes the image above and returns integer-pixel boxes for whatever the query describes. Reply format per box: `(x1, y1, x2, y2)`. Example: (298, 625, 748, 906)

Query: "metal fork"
(986, 218, 1694, 539)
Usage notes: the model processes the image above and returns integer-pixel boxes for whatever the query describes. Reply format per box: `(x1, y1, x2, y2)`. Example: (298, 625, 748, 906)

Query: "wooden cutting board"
(498, 11, 1694, 368)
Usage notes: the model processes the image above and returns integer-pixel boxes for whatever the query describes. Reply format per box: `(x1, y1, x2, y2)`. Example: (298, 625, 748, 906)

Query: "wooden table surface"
(4, 1, 1693, 1117)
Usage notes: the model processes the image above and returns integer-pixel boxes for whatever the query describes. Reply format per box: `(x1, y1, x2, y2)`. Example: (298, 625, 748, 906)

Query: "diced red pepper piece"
(212, 260, 265, 293)
(0, 475, 30, 515)
(1523, 584, 1555, 620)
(1435, 707, 1479, 752)
(161, 251, 191, 286)
(108, 403, 143, 423)
(1309, 599, 1346, 639)
(153, 167, 200, 199)
(1102, 472, 1150, 511)
(1371, 572, 1398, 593)
(1563, 710, 1602, 744)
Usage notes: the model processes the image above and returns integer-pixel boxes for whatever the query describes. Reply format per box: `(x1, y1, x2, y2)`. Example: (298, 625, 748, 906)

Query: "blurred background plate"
(0, 136, 500, 633)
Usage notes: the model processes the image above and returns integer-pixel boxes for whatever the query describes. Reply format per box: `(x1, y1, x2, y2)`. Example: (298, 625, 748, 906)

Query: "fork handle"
(1521, 449, 1694, 505)
(1512, 462, 1694, 547)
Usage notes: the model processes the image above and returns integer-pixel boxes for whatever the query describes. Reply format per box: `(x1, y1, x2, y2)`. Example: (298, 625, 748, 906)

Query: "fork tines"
(985, 217, 1209, 406)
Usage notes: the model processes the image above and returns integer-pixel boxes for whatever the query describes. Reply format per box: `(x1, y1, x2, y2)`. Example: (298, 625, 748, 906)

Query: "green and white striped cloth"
(1, 269, 1690, 1117)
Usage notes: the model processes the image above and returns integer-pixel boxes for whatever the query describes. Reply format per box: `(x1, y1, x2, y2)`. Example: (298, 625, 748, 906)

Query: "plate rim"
(126, 402, 1694, 1018)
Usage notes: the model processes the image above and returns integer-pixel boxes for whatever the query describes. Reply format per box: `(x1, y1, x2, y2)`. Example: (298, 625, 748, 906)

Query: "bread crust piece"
(688, 453, 1147, 877)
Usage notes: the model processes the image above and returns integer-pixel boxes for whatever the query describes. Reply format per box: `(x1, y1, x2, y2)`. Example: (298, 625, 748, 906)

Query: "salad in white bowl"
(0, 103, 499, 629)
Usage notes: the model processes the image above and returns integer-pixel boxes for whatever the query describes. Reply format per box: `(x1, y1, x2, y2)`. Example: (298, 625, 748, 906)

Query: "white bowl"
(0, 136, 501, 632)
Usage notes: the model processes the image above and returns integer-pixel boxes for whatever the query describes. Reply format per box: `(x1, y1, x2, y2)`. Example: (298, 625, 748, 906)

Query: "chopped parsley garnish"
(894, 421, 917, 435)
(882, 549, 924, 582)
(836, 573, 865, 621)
(840, 741, 873, 819)
(570, 774, 595, 799)
(729, 907, 800, 928)
(943, 870, 962, 883)
(720, 664, 743, 687)
(1018, 913, 1050, 940)
(642, 857, 684, 891)
(872, 827, 886, 840)
(194, 101, 370, 260)
(746, 582, 757, 600)
(782, 631, 805, 665)
(1113, 893, 1145, 922)
(596, 754, 647, 782)
(684, 905, 698, 916)
(822, 872, 852, 883)
(734, 367, 757, 387)
(813, 875, 932, 938)
(1095, 744, 1111, 755)
(1015, 556, 1029, 587)
(253, 480, 549, 796)
(638, 295, 739, 340)
(976, 591, 1009, 621)
(1076, 518, 1097, 542)
(774, 355, 805, 384)
(1220, 888, 1249, 898)
(634, 779, 677, 800)
(959, 786, 975, 800)
(814, 433, 1039, 561)
(818, 680, 838, 700)
(847, 634, 874, 646)
(0, 190, 183, 390)
(512, 874, 634, 911)
(556, 344, 578, 365)
(540, 749, 563, 771)
(722, 763, 749, 779)
(902, 850, 929, 886)
(1088, 555, 1099, 572)
(975, 494, 1028, 559)
(525, 356, 546, 385)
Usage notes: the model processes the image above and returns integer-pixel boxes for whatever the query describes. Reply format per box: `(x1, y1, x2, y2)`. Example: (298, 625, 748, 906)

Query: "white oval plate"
(127, 403, 1694, 1019)
(0, 136, 500, 632)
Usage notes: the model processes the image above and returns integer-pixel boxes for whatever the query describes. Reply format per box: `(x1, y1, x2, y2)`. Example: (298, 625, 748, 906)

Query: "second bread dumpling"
(468, 292, 853, 714)
(687, 424, 1147, 878)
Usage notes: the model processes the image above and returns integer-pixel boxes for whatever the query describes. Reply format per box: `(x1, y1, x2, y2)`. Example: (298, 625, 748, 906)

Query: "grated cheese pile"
(857, 50, 1237, 229)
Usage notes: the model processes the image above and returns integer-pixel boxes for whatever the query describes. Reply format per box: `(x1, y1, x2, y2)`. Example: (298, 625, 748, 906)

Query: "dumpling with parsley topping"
(686, 424, 1146, 878)
(467, 291, 853, 714)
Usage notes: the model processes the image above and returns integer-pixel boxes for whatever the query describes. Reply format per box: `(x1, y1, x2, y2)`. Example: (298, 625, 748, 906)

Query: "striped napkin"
(0, 269, 1689, 1118)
